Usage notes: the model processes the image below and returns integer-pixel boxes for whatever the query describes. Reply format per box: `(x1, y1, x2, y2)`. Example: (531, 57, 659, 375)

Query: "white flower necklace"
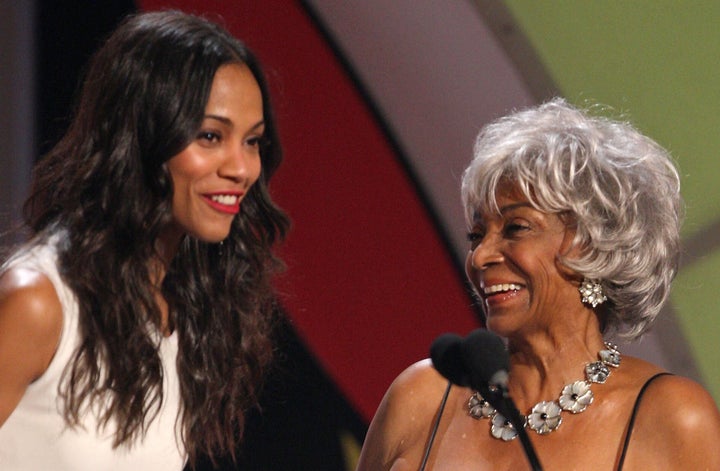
(467, 342, 621, 441)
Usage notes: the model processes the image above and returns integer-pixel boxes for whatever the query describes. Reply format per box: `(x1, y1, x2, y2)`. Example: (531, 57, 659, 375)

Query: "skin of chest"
(396, 384, 638, 471)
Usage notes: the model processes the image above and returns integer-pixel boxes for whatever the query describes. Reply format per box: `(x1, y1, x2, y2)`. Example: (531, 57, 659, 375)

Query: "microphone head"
(430, 333, 469, 387)
(461, 329, 509, 391)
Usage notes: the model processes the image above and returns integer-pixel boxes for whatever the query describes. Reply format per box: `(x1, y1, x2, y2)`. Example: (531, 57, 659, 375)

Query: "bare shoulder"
(0, 266, 63, 380)
(0, 266, 63, 337)
(629, 370, 720, 468)
(391, 359, 448, 398)
(0, 266, 64, 426)
(379, 359, 450, 429)
(620, 356, 719, 430)
(357, 359, 449, 470)
(640, 373, 720, 428)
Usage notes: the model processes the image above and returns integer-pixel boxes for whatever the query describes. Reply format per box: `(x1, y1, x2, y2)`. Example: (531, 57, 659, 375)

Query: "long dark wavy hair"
(23, 10, 289, 466)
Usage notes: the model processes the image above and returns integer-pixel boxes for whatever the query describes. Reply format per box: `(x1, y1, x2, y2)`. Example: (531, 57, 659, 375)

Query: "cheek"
(520, 252, 556, 282)
(166, 145, 214, 184)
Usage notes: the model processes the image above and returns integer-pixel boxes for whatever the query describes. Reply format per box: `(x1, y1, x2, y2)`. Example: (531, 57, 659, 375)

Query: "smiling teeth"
(483, 283, 522, 295)
(211, 195, 238, 205)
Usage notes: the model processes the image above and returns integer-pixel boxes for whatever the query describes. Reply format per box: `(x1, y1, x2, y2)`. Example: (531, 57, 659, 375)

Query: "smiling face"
(165, 63, 264, 244)
(465, 184, 582, 337)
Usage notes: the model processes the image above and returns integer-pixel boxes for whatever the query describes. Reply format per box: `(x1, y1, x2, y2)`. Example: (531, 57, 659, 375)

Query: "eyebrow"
(203, 115, 266, 132)
(498, 202, 533, 214)
(472, 202, 533, 224)
(204, 114, 232, 126)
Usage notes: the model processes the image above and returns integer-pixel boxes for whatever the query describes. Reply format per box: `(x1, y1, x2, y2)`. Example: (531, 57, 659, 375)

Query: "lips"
(202, 192, 243, 214)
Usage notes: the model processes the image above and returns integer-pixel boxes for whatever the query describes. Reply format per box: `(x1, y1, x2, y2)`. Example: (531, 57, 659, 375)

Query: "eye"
(246, 135, 262, 147)
(245, 134, 269, 152)
(504, 222, 530, 237)
(466, 230, 485, 249)
(197, 131, 221, 143)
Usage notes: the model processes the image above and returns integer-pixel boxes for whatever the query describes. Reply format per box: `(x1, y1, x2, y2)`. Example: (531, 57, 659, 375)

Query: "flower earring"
(579, 278, 607, 307)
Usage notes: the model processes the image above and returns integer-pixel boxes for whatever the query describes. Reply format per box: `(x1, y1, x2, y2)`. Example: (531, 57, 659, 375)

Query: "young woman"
(0, 11, 289, 470)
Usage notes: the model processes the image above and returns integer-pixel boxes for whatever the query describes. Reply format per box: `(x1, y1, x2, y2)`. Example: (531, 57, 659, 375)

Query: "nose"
(468, 235, 504, 271)
(219, 144, 260, 184)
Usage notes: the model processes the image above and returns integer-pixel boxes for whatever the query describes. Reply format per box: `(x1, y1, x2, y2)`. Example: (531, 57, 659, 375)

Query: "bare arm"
(357, 359, 448, 471)
(0, 267, 63, 427)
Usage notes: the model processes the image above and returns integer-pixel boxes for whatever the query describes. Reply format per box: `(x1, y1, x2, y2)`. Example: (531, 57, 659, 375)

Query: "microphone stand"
(502, 393, 543, 471)
(481, 385, 543, 471)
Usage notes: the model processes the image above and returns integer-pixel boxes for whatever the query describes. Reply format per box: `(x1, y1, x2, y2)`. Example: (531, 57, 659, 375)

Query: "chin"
(189, 228, 232, 244)
(206, 234, 232, 244)
(483, 317, 518, 339)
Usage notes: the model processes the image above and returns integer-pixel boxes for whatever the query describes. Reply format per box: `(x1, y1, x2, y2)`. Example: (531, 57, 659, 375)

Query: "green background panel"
(674, 252, 720, 399)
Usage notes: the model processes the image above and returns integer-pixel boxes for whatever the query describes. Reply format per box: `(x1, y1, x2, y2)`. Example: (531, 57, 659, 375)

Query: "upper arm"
(0, 267, 63, 427)
(357, 359, 448, 471)
(632, 374, 720, 469)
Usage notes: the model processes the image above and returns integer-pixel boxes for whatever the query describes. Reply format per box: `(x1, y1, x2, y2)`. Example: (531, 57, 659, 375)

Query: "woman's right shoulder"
(0, 264, 63, 315)
(0, 266, 63, 426)
(386, 359, 449, 403)
(357, 359, 450, 470)
(0, 266, 63, 375)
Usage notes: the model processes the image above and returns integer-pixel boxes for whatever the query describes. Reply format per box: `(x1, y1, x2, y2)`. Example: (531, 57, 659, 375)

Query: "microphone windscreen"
(461, 329, 509, 390)
(430, 333, 469, 387)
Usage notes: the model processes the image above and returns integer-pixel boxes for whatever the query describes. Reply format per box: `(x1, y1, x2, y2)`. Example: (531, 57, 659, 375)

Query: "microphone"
(429, 333, 469, 387)
(431, 329, 544, 471)
(461, 329, 509, 389)
(461, 329, 515, 420)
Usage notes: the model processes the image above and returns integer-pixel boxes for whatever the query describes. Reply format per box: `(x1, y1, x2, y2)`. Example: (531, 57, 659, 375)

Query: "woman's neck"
(504, 311, 606, 409)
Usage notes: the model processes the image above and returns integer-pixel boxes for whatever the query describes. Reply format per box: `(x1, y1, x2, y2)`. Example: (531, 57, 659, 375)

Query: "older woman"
(357, 99, 720, 470)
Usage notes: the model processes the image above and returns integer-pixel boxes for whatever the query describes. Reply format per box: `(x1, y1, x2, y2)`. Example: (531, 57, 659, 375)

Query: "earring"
(579, 278, 607, 307)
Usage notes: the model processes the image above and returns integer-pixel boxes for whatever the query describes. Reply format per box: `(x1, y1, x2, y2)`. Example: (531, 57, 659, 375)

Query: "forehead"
(206, 63, 262, 107)
(472, 181, 530, 220)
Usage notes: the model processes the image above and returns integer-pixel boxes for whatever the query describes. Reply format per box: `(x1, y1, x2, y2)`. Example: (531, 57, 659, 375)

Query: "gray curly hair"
(461, 98, 683, 340)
